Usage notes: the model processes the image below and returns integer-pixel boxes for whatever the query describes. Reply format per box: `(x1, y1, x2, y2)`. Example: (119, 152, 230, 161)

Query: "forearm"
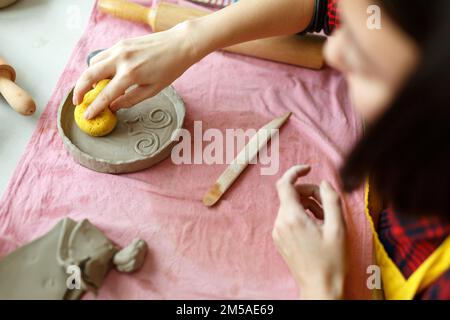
(185, 0, 315, 59)
(73, 0, 315, 115)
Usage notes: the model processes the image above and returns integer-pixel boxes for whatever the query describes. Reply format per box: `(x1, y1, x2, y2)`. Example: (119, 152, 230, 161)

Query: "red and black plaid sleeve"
(378, 208, 450, 299)
(419, 270, 450, 300)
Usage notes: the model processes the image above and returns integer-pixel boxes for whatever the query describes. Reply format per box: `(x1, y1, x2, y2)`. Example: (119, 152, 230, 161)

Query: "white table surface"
(0, 0, 94, 197)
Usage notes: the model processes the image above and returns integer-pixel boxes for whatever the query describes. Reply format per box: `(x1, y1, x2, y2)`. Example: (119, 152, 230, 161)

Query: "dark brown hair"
(340, 0, 450, 217)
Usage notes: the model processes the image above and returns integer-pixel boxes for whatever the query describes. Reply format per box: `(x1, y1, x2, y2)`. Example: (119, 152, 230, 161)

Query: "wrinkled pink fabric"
(0, 0, 372, 299)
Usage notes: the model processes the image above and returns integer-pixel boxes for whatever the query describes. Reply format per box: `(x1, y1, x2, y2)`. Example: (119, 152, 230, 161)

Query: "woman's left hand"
(273, 165, 347, 300)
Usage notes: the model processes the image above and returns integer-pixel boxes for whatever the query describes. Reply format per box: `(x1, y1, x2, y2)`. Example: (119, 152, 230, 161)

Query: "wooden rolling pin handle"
(98, 0, 209, 31)
(225, 35, 325, 70)
(150, 2, 208, 32)
(0, 69, 36, 116)
(98, 0, 151, 26)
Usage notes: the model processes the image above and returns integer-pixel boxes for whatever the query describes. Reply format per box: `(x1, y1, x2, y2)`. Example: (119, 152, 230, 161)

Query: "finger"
(73, 61, 114, 105)
(279, 165, 312, 185)
(301, 197, 324, 220)
(110, 85, 160, 112)
(84, 77, 130, 119)
(276, 165, 311, 203)
(90, 49, 109, 66)
(296, 184, 322, 203)
(320, 181, 346, 238)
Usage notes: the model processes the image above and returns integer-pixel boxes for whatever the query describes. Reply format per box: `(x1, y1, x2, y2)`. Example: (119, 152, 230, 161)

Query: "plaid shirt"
(327, 0, 341, 32)
(378, 208, 450, 299)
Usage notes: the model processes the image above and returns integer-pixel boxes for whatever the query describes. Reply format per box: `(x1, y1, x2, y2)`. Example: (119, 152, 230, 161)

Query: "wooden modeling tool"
(0, 57, 36, 116)
(203, 112, 291, 207)
(98, 0, 325, 69)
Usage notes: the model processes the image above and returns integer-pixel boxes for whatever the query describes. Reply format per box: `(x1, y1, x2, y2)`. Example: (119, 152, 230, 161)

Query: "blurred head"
(325, 0, 419, 123)
(324, 0, 450, 216)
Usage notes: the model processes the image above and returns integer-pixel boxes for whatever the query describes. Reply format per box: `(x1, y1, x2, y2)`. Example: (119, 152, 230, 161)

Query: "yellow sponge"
(74, 79, 117, 137)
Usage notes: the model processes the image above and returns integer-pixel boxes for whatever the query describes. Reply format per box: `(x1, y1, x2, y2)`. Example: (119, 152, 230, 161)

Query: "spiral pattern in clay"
(125, 108, 172, 156)
(134, 132, 160, 156)
(141, 109, 173, 129)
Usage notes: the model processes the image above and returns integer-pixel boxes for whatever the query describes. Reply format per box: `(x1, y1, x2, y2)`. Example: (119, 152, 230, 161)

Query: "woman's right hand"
(73, 22, 202, 119)
(273, 165, 347, 300)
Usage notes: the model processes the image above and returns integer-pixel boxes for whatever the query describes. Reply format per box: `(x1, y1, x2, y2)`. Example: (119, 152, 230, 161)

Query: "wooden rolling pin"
(0, 57, 36, 116)
(98, 0, 325, 69)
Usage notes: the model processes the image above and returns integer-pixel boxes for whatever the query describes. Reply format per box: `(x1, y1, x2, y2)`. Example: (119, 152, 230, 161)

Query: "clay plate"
(58, 86, 185, 174)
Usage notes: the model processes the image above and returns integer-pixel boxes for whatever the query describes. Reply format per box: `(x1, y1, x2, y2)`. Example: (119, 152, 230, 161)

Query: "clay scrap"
(0, 218, 148, 300)
(113, 239, 148, 273)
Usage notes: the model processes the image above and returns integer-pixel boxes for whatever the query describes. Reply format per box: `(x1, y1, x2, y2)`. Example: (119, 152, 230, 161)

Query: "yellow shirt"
(365, 180, 450, 300)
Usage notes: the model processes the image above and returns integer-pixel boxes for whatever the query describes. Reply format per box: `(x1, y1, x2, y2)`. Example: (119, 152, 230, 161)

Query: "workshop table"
(0, 0, 93, 196)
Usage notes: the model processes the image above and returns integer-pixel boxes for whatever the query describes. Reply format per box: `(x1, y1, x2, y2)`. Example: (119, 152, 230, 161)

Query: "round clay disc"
(58, 86, 185, 174)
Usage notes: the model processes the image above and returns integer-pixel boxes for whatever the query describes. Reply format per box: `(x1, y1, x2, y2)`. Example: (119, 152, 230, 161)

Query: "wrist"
(173, 19, 213, 63)
(300, 275, 345, 300)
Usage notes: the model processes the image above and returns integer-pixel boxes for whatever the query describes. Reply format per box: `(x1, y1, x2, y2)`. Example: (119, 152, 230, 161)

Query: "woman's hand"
(73, 22, 202, 119)
(72, 0, 316, 120)
(273, 165, 347, 300)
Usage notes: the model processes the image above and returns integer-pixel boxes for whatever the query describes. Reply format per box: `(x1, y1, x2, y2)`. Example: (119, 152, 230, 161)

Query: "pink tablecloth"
(0, 0, 372, 299)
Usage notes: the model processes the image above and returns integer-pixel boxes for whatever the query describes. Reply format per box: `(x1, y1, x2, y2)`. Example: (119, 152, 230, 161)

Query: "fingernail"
(84, 110, 91, 120)
(298, 164, 311, 171)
